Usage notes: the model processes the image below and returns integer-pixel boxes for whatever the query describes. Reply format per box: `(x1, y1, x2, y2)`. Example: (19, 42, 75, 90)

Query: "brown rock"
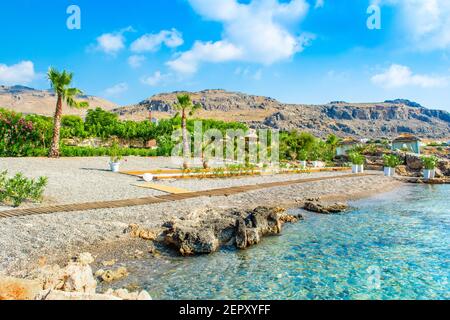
(405, 154, 424, 171)
(0, 276, 42, 300)
(125, 224, 158, 241)
(164, 206, 297, 255)
(97, 267, 129, 283)
(304, 200, 349, 214)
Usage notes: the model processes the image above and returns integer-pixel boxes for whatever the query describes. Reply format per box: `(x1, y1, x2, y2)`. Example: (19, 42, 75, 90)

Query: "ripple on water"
(126, 185, 450, 300)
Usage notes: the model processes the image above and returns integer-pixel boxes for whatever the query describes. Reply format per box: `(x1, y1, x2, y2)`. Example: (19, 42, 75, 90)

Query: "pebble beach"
(0, 157, 402, 276)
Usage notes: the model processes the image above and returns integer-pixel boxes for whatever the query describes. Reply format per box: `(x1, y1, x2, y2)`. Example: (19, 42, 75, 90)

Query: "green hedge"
(0, 108, 248, 157)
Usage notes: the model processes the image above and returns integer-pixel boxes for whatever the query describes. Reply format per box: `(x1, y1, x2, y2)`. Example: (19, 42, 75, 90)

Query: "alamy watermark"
(170, 121, 280, 168)
(367, 4, 382, 30)
(67, 5, 81, 30)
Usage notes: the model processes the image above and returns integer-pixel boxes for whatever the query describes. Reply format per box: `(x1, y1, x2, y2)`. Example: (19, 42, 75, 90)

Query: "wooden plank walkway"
(0, 173, 375, 219)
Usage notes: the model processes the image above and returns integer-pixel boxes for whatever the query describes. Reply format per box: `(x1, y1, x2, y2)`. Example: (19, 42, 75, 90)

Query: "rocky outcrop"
(163, 207, 301, 256)
(0, 253, 151, 301)
(0, 277, 42, 300)
(116, 89, 281, 114)
(303, 198, 349, 214)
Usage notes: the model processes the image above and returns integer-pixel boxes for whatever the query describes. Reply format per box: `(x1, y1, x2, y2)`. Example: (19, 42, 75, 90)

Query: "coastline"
(0, 167, 403, 277)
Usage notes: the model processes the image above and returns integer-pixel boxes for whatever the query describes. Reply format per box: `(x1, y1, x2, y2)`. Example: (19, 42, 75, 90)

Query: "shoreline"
(0, 171, 403, 277)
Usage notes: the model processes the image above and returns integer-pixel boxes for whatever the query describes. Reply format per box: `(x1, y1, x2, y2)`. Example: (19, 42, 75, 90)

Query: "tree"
(173, 94, 201, 169)
(47, 68, 88, 158)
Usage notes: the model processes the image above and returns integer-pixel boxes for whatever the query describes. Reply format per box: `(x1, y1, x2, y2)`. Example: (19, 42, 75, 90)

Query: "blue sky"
(1, 0, 450, 111)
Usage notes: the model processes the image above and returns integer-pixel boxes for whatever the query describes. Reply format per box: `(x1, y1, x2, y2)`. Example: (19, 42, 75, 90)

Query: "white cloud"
(377, 0, 450, 50)
(94, 26, 134, 55)
(128, 55, 146, 68)
(371, 64, 448, 88)
(167, 0, 313, 74)
(131, 29, 183, 53)
(167, 40, 242, 74)
(0, 61, 36, 85)
(141, 71, 169, 87)
(104, 83, 129, 96)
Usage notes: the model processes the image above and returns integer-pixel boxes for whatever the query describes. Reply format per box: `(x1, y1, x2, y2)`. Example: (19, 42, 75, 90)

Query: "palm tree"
(47, 68, 88, 158)
(173, 94, 201, 169)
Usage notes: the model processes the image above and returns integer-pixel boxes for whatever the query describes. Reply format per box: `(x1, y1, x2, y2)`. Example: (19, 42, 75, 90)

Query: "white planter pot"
(352, 164, 364, 174)
(300, 161, 307, 168)
(423, 169, 435, 180)
(110, 162, 120, 173)
(384, 167, 395, 177)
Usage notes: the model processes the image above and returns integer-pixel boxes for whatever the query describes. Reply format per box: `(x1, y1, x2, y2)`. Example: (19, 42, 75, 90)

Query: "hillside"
(114, 89, 450, 139)
(0, 85, 118, 117)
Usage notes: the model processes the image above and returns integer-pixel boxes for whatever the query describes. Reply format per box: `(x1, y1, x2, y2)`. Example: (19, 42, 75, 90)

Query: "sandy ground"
(0, 157, 402, 276)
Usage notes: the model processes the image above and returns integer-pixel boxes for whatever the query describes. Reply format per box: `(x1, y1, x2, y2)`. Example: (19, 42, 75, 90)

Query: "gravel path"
(1, 157, 349, 209)
(0, 157, 402, 275)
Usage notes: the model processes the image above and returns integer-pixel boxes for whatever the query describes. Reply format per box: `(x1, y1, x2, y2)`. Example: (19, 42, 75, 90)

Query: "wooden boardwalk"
(0, 173, 374, 219)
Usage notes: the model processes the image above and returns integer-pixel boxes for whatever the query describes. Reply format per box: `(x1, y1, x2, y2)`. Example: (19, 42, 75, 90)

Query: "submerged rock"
(96, 267, 129, 283)
(163, 206, 301, 256)
(303, 198, 349, 214)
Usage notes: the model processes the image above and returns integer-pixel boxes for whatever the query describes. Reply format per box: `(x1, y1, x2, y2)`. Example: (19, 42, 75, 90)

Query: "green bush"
(421, 156, 439, 170)
(383, 154, 403, 168)
(348, 151, 365, 165)
(0, 171, 48, 207)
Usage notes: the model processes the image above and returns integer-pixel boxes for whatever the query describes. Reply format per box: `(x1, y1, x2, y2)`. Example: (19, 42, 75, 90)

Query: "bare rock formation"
(163, 206, 302, 256)
(303, 198, 349, 214)
(0, 252, 151, 300)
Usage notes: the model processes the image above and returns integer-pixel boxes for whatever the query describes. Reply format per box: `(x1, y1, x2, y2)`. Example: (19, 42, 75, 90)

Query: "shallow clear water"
(133, 185, 450, 300)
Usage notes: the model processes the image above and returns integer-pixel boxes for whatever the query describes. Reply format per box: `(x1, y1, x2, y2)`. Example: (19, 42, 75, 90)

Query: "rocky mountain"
(113, 89, 280, 123)
(0, 85, 118, 117)
(114, 90, 450, 139)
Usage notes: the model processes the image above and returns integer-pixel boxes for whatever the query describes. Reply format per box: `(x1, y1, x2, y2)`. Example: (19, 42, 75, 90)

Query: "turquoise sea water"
(132, 185, 450, 300)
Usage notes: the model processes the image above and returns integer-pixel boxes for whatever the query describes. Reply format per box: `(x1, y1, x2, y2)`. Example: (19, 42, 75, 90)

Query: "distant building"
(336, 138, 360, 156)
(392, 135, 421, 154)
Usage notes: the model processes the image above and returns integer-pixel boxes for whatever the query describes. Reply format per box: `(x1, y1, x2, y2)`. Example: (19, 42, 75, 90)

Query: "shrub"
(383, 154, 403, 168)
(0, 171, 48, 207)
(0, 109, 37, 156)
(298, 150, 308, 161)
(421, 156, 439, 170)
(109, 142, 123, 163)
(348, 152, 365, 165)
